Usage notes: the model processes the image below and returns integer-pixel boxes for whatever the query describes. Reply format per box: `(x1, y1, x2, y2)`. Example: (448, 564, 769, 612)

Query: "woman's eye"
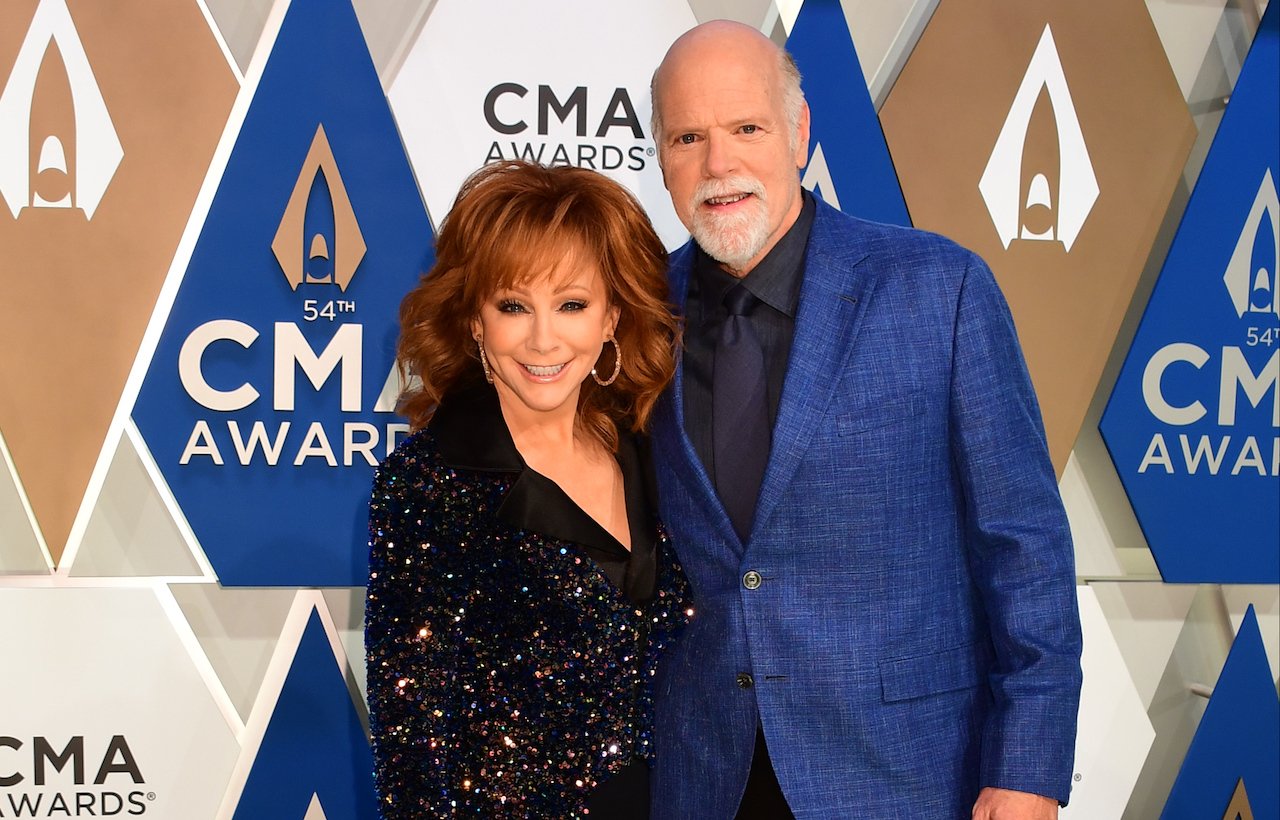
(497, 300, 527, 313)
(560, 300, 587, 312)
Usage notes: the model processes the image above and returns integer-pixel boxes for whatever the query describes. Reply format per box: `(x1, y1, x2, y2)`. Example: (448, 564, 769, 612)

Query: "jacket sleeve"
(365, 451, 471, 818)
(948, 253, 1083, 805)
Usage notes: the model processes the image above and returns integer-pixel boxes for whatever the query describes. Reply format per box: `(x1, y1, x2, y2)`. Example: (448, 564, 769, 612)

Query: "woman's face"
(472, 256, 619, 423)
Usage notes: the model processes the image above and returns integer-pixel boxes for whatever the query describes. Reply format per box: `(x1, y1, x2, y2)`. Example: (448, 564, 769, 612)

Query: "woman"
(365, 160, 690, 819)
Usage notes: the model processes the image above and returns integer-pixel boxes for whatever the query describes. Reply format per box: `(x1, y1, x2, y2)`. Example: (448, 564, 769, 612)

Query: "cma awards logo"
(1137, 169, 1279, 478)
(272, 125, 366, 293)
(979, 24, 1098, 252)
(481, 83, 653, 172)
(176, 125, 404, 469)
(0, 0, 122, 220)
(0, 735, 152, 817)
(1224, 169, 1280, 321)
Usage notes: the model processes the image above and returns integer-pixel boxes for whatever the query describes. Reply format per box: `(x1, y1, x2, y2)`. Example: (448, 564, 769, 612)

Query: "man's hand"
(971, 787, 1058, 820)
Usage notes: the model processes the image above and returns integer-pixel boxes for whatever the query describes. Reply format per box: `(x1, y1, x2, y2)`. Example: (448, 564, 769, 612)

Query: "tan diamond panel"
(880, 0, 1196, 474)
(0, 0, 237, 562)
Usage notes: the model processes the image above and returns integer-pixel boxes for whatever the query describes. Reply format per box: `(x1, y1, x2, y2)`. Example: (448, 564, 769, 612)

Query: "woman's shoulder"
(367, 428, 498, 585)
(368, 425, 512, 551)
(370, 428, 453, 497)
(380, 427, 439, 472)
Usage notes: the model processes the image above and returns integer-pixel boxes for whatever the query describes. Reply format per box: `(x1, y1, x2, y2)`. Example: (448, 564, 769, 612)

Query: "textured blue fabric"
(649, 198, 1083, 819)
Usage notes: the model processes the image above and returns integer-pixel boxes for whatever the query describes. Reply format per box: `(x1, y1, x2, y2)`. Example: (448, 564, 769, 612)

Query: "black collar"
(432, 377, 526, 473)
(429, 380, 657, 600)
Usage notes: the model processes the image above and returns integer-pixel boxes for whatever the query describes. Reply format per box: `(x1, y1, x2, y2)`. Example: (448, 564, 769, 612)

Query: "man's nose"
(703, 132, 738, 178)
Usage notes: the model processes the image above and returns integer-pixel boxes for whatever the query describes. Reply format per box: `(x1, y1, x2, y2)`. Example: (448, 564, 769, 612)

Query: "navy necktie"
(712, 284, 770, 541)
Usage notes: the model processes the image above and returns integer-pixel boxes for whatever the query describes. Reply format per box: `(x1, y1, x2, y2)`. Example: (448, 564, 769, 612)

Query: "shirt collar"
(430, 377, 523, 473)
(427, 378, 656, 572)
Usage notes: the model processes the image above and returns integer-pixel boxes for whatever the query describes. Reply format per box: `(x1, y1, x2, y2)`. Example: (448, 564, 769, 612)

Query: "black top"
(431, 379, 658, 603)
(682, 192, 816, 485)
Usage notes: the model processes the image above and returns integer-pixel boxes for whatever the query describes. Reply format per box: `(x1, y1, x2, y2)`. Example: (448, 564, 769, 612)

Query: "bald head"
(656, 20, 779, 80)
(650, 21, 805, 154)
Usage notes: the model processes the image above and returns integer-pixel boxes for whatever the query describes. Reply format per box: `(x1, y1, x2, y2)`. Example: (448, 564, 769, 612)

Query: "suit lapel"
(750, 202, 881, 539)
(656, 242, 741, 546)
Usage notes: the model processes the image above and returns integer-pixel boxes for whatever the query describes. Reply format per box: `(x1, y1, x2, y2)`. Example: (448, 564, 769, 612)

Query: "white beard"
(689, 176, 770, 271)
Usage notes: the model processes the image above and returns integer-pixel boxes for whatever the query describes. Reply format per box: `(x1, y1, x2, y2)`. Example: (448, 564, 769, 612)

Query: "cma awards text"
(1139, 343, 1279, 476)
(1, 735, 150, 818)
(482, 83, 651, 171)
(175, 320, 407, 467)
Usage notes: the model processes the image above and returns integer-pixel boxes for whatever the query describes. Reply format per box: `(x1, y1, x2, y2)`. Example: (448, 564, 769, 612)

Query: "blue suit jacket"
(650, 198, 1082, 819)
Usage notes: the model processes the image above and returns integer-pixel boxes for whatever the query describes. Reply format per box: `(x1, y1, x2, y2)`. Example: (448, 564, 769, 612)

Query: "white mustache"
(691, 176, 767, 209)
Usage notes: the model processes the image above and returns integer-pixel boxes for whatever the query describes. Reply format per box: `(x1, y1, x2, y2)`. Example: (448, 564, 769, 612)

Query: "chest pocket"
(835, 390, 922, 435)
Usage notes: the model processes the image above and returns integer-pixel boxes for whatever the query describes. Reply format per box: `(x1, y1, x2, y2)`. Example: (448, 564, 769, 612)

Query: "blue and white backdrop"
(0, 1, 1274, 817)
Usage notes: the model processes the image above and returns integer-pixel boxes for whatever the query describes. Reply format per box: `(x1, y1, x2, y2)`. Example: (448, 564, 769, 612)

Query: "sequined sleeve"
(365, 438, 473, 818)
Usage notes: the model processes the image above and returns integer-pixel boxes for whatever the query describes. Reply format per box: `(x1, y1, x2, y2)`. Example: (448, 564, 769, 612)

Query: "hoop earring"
(591, 337, 621, 386)
(476, 338, 493, 384)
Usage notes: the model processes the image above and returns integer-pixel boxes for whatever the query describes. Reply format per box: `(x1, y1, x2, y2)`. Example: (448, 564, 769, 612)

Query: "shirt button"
(742, 570, 762, 590)
(736, 673, 754, 689)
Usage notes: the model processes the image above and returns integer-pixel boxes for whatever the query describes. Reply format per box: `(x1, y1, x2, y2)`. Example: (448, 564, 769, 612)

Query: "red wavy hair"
(397, 161, 677, 450)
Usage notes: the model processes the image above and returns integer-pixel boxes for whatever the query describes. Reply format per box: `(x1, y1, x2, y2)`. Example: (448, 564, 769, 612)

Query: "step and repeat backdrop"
(0, 0, 1275, 817)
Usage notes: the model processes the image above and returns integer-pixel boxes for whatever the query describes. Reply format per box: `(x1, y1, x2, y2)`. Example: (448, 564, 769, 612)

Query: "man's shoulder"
(809, 198, 976, 270)
(668, 239, 698, 271)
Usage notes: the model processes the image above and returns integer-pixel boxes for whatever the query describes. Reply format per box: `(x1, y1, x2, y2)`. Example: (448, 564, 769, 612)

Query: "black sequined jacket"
(365, 381, 691, 818)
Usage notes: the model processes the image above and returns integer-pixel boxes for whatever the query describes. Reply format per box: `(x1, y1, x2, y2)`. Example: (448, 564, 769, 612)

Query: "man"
(646, 20, 1083, 820)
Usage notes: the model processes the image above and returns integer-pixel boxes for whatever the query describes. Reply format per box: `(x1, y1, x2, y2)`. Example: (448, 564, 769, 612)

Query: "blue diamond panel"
(787, 0, 911, 226)
(1160, 606, 1279, 819)
(233, 608, 379, 819)
(133, 0, 433, 586)
(1099, 4, 1278, 583)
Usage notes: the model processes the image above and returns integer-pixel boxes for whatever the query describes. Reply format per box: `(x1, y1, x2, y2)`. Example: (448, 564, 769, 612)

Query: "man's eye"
(498, 300, 527, 313)
(560, 300, 587, 312)
(678, 134, 697, 145)
(741, 124, 758, 134)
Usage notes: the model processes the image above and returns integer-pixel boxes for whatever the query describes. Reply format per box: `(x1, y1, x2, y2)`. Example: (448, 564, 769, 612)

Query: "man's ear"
(793, 101, 812, 169)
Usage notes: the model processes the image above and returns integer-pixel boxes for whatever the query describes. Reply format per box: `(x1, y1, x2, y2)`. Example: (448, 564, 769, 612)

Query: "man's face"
(655, 36, 809, 275)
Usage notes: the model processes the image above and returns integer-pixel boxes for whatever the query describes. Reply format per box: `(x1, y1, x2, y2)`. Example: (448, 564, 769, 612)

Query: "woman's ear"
(470, 317, 483, 342)
(607, 304, 621, 338)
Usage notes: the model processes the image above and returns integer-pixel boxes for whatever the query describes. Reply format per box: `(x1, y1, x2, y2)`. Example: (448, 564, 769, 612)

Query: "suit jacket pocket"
(879, 642, 988, 703)
(835, 390, 922, 435)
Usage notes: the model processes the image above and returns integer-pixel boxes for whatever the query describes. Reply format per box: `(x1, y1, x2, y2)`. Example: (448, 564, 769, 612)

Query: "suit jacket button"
(742, 570, 762, 590)
(736, 673, 754, 689)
